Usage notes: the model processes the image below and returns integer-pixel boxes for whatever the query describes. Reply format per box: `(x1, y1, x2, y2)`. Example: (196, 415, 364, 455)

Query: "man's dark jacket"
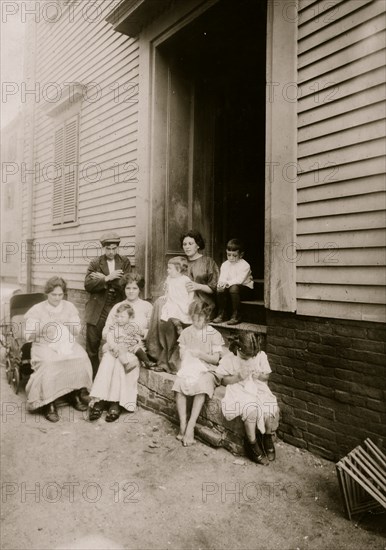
(84, 254, 131, 326)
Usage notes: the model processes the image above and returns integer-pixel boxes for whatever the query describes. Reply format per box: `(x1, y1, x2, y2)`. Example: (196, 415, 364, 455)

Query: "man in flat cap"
(84, 232, 131, 377)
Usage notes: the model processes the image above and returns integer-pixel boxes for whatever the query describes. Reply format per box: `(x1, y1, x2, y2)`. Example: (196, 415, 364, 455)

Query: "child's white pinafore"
(216, 351, 279, 433)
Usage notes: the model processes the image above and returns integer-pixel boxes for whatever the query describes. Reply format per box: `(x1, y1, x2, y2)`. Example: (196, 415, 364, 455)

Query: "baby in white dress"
(161, 256, 195, 333)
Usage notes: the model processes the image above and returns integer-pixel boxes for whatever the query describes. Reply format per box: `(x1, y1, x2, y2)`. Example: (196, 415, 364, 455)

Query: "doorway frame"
(135, 0, 297, 312)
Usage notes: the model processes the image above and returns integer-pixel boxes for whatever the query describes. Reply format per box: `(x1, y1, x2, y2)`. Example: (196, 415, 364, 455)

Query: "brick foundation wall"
(266, 311, 386, 461)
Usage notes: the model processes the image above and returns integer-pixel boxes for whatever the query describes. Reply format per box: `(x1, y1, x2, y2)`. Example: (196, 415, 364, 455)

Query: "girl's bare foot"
(182, 425, 195, 447)
(176, 423, 186, 441)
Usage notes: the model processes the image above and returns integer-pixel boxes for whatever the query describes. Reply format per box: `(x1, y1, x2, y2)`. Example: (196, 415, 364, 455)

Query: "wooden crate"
(336, 438, 386, 520)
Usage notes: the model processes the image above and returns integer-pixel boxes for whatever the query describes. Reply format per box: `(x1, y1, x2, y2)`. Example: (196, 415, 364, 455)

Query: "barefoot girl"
(172, 301, 224, 446)
(216, 332, 279, 464)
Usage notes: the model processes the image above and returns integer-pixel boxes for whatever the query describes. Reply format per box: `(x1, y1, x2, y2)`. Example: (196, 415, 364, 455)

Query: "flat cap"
(100, 232, 121, 246)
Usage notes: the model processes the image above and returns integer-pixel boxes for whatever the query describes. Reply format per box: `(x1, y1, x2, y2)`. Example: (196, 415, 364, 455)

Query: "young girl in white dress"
(172, 300, 224, 446)
(161, 256, 195, 334)
(216, 332, 279, 464)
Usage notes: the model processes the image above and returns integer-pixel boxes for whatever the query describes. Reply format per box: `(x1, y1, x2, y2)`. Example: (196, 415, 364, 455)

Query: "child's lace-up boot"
(244, 438, 269, 465)
(262, 433, 276, 461)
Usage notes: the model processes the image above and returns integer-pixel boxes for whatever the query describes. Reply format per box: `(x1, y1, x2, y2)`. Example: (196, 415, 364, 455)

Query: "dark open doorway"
(151, 0, 267, 293)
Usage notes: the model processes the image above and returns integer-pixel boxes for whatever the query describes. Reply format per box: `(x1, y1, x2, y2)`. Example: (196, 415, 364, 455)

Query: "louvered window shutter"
(52, 115, 79, 225)
(63, 116, 78, 223)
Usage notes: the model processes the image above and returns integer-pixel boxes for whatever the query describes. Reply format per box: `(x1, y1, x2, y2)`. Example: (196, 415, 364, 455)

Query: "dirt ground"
(1, 359, 385, 550)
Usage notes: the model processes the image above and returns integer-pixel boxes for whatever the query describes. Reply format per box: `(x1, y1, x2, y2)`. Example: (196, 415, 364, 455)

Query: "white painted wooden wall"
(23, 0, 139, 290)
(297, 0, 386, 322)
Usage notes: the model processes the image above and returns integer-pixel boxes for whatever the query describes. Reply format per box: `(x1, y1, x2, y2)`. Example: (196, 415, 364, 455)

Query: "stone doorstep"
(138, 367, 248, 455)
(209, 321, 267, 334)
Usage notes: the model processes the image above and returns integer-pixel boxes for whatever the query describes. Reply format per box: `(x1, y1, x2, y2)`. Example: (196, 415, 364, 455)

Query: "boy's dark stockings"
(213, 290, 227, 322)
(215, 285, 255, 324)
(214, 285, 242, 324)
(229, 285, 242, 323)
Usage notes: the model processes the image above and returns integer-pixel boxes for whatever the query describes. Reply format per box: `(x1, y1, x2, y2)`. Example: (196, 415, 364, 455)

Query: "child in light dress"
(213, 238, 254, 325)
(172, 300, 225, 446)
(105, 303, 155, 369)
(177, 300, 216, 396)
(216, 331, 279, 464)
(160, 256, 195, 334)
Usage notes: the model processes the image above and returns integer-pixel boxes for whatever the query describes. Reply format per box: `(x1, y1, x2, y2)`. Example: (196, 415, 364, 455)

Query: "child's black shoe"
(213, 313, 226, 323)
(143, 360, 157, 369)
(244, 438, 269, 465)
(227, 316, 241, 325)
(262, 433, 276, 461)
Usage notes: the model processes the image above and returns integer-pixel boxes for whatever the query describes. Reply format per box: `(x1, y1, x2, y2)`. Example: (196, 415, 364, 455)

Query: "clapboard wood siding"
(299, 119, 385, 156)
(298, 175, 385, 201)
(296, 0, 386, 322)
(297, 299, 386, 321)
(298, 85, 386, 127)
(298, 156, 385, 187)
(28, 0, 139, 290)
(298, 31, 385, 83)
(299, 99, 385, 142)
(297, 267, 386, 286)
(20, 18, 39, 289)
(298, 229, 385, 248)
(298, 0, 355, 25)
(298, 211, 386, 234)
(298, 191, 385, 217)
(298, 284, 385, 305)
(298, 0, 382, 49)
(298, 248, 386, 267)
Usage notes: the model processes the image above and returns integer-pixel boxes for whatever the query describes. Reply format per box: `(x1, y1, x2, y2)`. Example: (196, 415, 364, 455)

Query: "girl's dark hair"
(188, 300, 213, 321)
(226, 238, 245, 253)
(168, 256, 188, 274)
(180, 230, 205, 251)
(229, 331, 261, 357)
(44, 276, 67, 294)
(120, 271, 145, 290)
(116, 303, 135, 317)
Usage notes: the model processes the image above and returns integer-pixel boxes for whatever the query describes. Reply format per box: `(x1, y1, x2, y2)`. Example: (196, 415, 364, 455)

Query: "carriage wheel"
(10, 364, 20, 394)
(6, 357, 13, 385)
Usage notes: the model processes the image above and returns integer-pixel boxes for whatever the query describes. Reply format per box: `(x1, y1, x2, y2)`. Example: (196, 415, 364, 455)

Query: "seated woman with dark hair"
(146, 230, 219, 373)
(88, 272, 154, 422)
(24, 276, 93, 422)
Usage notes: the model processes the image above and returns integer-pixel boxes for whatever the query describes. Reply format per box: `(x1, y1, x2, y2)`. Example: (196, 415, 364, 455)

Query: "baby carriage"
(1, 292, 45, 394)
